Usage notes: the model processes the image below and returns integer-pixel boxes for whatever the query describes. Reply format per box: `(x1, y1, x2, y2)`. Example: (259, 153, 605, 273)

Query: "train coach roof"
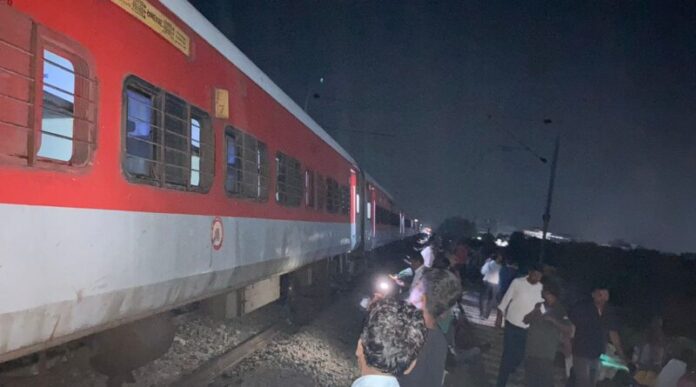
(364, 172, 393, 200)
(160, 0, 357, 167)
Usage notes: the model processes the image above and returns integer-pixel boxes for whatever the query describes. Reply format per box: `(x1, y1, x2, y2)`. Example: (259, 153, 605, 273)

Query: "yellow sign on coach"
(111, 0, 190, 56)
(214, 88, 229, 119)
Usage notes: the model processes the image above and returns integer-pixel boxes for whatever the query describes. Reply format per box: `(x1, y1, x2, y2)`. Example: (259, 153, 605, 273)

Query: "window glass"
(225, 131, 239, 193)
(276, 152, 303, 207)
(38, 50, 74, 161)
(257, 143, 269, 199)
(190, 118, 201, 186)
(326, 178, 339, 214)
(0, 28, 97, 167)
(125, 89, 157, 178)
(123, 77, 213, 191)
(164, 94, 188, 186)
(376, 205, 387, 224)
(316, 174, 326, 211)
(305, 170, 315, 208)
(225, 127, 268, 200)
(340, 185, 350, 215)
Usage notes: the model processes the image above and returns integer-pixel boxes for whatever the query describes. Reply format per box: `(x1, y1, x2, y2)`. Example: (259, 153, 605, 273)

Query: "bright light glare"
(378, 281, 390, 291)
(495, 238, 509, 247)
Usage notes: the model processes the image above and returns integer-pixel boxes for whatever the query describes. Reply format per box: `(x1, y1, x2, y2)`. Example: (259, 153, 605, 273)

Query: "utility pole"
(539, 135, 560, 264)
(303, 77, 324, 113)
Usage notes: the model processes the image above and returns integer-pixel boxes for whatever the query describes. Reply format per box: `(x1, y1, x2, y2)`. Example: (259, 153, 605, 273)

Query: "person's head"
(416, 268, 462, 319)
(527, 263, 543, 284)
(356, 298, 426, 377)
(431, 255, 450, 270)
(495, 251, 504, 264)
(591, 284, 610, 307)
(542, 281, 561, 306)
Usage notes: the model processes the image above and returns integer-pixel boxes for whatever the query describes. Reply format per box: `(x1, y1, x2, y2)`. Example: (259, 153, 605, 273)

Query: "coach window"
(0, 21, 97, 167)
(190, 117, 201, 186)
(305, 170, 315, 208)
(163, 94, 188, 186)
(340, 185, 350, 215)
(37, 50, 75, 161)
(316, 174, 326, 211)
(225, 127, 268, 201)
(276, 152, 303, 207)
(375, 205, 385, 224)
(326, 178, 339, 214)
(124, 87, 157, 179)
(123, 77, 213, 191)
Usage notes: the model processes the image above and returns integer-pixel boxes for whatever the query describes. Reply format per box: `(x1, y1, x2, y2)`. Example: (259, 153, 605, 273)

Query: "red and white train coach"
(0, 0, 418, 363)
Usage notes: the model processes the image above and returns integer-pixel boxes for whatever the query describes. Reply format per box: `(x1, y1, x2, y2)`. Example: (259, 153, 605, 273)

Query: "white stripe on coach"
(0, 203, 350, 357)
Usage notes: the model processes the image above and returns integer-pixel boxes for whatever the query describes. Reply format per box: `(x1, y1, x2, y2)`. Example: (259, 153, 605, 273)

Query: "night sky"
(190, 0, 696, 253)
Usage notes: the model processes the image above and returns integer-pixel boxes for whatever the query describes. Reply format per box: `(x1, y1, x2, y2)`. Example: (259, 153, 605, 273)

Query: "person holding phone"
(523, 281, 573, 387)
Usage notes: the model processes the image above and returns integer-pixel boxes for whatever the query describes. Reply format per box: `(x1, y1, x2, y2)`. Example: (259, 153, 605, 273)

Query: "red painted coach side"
(2, 0, 353, 222)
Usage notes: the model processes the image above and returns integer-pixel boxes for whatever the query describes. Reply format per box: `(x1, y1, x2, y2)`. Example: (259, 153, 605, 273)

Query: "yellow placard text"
(111, 0, 190, 56)
(214, 88, 229, 119)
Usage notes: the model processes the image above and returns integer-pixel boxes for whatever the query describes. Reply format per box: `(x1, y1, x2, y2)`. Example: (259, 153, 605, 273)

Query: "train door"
(400, 212, 405, 236)
(367, 185, 376, 249)
(350, 170, 358, 249)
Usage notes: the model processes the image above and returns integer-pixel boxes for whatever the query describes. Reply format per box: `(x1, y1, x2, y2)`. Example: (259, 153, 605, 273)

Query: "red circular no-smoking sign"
(211, 217, 224, 250)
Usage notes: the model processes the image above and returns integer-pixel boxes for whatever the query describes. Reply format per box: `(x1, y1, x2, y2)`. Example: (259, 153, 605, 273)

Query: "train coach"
(0, 0, 419, 366)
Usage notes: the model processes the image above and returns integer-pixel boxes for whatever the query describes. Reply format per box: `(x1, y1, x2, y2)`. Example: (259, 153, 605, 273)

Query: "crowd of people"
(352, 233, 696, 387)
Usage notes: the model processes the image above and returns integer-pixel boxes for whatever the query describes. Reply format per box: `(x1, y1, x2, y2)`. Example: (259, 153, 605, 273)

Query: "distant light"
(319, 77, 324, 83)
(495, 238, 509, 247)
(476, 236, 482, 240)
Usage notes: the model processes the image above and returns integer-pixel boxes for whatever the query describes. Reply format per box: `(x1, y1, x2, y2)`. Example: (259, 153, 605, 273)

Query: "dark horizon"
(191, 0, 696, 253)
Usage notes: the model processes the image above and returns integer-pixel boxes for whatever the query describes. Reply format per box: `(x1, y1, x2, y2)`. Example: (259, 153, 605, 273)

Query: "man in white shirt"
(353, 298, 427, 387)
(479, 252, 503, 319)
(494, 263, 544, 387)
(421, 244, 435, 268)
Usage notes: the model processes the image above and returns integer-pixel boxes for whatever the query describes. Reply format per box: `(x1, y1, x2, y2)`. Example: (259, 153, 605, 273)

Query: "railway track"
(172, 320, 289, 387)
(171, 283, 336, 386)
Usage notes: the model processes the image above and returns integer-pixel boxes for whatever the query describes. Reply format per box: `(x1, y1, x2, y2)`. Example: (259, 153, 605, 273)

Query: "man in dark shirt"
(497, 257, 519, 303)
(568, 285, 626, 387)
(523, 281, 573, 387)
(399, 268, 463, 387)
